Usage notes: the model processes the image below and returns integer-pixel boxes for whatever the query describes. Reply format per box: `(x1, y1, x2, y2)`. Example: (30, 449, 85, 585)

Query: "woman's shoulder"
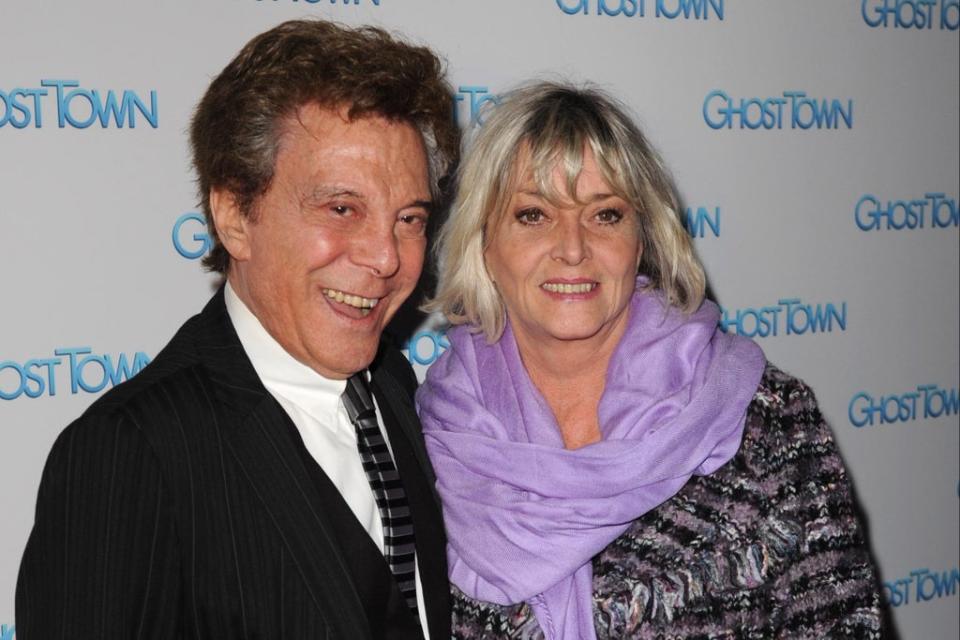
(735, 362, 838, 473)
(748, 361, 821, 423)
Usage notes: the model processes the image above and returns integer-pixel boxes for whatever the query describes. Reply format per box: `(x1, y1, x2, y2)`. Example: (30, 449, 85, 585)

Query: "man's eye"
(331, 204, 352, 216)
(596, 208, 624, 224)
(398, 214, 427, 235)
(516, 208, 545, 224)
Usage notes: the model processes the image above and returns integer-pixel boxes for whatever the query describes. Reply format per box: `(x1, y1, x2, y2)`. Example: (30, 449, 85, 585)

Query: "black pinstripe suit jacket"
(16, 289, 450, 639)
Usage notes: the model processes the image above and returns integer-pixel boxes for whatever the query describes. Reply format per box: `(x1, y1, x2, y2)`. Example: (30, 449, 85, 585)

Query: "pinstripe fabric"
(16, 289, 449, 640)
(344, 374, 419, 616)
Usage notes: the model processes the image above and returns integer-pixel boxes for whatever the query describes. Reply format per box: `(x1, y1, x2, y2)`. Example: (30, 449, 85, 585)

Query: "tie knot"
(342, 372, 376, 423)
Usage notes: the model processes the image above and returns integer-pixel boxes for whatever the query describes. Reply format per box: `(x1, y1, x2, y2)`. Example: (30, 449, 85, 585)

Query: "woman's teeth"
(541, 282, 596, 294)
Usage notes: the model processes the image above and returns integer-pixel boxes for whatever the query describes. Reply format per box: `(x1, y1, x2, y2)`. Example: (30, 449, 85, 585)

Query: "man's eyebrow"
(308, 188, 433, 213)
(408, 199, 435, 214)
(309, 186, 365, 201)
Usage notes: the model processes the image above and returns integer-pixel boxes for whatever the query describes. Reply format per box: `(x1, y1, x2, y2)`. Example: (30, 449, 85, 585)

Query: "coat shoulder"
(371, 341, 419, 399)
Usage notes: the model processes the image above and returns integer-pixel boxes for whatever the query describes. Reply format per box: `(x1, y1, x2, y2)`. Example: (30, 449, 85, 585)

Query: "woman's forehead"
(509, 143, 624, 203)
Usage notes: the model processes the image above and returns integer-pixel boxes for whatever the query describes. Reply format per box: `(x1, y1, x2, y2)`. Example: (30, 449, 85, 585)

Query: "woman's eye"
(516, 207, 545, 225)
(595, 208, 624, 224)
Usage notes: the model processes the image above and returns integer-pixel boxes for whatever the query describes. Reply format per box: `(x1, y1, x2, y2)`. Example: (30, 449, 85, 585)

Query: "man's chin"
(302, 341, 381, 380)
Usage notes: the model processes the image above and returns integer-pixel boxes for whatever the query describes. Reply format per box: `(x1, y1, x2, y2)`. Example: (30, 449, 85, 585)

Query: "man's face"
(214, 104, 431, 379)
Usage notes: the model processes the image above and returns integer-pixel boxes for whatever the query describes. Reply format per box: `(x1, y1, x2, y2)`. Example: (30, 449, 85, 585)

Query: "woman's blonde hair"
(428, 81, 705, 342)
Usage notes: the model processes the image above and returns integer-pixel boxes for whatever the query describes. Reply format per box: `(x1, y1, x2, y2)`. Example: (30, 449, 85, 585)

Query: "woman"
(416, 83, 882, 639)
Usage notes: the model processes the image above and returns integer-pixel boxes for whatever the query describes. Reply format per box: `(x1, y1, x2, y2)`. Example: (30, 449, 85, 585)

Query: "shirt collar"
(224, 281, 347, 421)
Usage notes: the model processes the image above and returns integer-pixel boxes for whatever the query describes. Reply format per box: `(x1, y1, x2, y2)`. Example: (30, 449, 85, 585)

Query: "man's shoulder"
(82, 308, 208, 421)
(370, 339, 418, 399)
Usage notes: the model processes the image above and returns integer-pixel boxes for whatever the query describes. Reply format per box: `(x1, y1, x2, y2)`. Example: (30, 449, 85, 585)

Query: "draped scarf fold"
(416, 283, 765, 640)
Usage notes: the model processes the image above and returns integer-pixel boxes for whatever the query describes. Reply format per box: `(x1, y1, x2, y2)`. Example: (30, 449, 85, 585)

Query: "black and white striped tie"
(342, 373, 419, 619)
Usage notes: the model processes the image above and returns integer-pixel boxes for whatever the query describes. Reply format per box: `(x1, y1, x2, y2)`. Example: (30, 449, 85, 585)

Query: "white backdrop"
(1, 1, 958, 638)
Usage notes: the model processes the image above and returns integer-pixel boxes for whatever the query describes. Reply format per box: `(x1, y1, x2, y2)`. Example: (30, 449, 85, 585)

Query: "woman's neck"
(512, 316, 628, 449)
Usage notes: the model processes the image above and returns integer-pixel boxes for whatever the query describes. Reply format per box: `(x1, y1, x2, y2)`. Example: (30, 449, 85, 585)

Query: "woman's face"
(484, 147, 642, 351)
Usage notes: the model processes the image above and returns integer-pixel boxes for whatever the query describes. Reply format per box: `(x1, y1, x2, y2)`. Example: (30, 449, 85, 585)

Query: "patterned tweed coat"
(450, 365, 883, 639)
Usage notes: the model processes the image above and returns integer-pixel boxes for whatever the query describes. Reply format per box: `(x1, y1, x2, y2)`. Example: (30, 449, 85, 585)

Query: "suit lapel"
(372, 365, 451, 640)
(193, 289, 446, 639)
(288, 414, 423, 639)
(194, 289, 374, 639)
(228, 401, 375, 638)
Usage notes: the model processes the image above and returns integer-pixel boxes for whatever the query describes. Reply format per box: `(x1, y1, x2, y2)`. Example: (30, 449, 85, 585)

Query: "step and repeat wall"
(1, 1, 958, 637)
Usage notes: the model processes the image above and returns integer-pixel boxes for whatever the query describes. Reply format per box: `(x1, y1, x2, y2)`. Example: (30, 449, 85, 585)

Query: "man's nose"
(352, 219, 401, 277)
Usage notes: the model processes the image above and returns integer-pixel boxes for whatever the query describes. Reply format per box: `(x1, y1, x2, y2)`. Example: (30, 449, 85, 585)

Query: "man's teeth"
(541, 282, 596, 294)
(322, 289, 380, 310)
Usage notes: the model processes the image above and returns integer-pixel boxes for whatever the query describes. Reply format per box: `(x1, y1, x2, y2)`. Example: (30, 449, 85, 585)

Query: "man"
(16, 20, 458, 639)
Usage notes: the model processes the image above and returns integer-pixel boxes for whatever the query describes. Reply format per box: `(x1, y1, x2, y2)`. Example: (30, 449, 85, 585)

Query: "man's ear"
(210, 188, 252, 262)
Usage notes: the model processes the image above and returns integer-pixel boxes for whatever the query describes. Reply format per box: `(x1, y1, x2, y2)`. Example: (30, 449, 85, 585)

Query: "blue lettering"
(920, 384, 960, 418)
(823, 99, 854, 129)
(885, 568, 960, 606)
(916, 568, 933, 600)
(0, 88, 47, 128)
(22, 358, 57, 398)
(703, 90, 729, 129)
(788, 92, 853, 129)
(863, 0, 888, 27)
(781, 299, 847, 335)
(739, 309, 763, 338)
(656, 0, 723, 19)
(56, 347, 93, 394)
(882, 577, 914, 607)
(849, 392, 874, 427)
(940, 568, 960, 596)
(404, 330, 450, 366)
(557, 0, 589, 13)
(718, 306, 737, 335)
(456, 86, 499, 126)
(558, 0, 727, 18)
(0, 358, 60, 401)
(63, 88, 101, 129)
(944, 0, 960, 28)
(812, 302, 846, 333)
(855, 195, 881, 230)
(76, 354, 110, 393)
(857, 193, 957, 231)
(861, 0, 957, 28)
(42, 79, 78, 127)
(599, 0, 639, 17)
(718, 306, 778, 338)
(851, 386, 957, 427)
(0, 361, 27, 401)
(96, 89, 159, 128)
(173, 212, 213, 259)
(684, 206, 720, 238)
(928, 193, 959, 227)
(34, 80, 156, 129)
(1, 349, 147, 400)
(705, 91, 851, 130)
(103, 352, 152, 387)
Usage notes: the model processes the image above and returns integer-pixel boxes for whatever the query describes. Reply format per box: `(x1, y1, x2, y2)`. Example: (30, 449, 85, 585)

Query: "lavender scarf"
(416, 283, 765, 640)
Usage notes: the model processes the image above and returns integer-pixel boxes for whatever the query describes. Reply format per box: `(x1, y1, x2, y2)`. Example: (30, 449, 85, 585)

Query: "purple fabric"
(416, 282, 765, 640)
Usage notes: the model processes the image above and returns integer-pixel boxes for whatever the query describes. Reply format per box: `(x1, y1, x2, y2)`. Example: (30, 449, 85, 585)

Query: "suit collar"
(193, 286, 269, 417)
(188, 290, 371, 636)
(190, 287, 447, 638)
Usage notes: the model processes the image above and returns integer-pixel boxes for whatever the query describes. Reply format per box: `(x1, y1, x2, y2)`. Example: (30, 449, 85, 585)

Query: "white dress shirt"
(225, 283, 430, 636)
